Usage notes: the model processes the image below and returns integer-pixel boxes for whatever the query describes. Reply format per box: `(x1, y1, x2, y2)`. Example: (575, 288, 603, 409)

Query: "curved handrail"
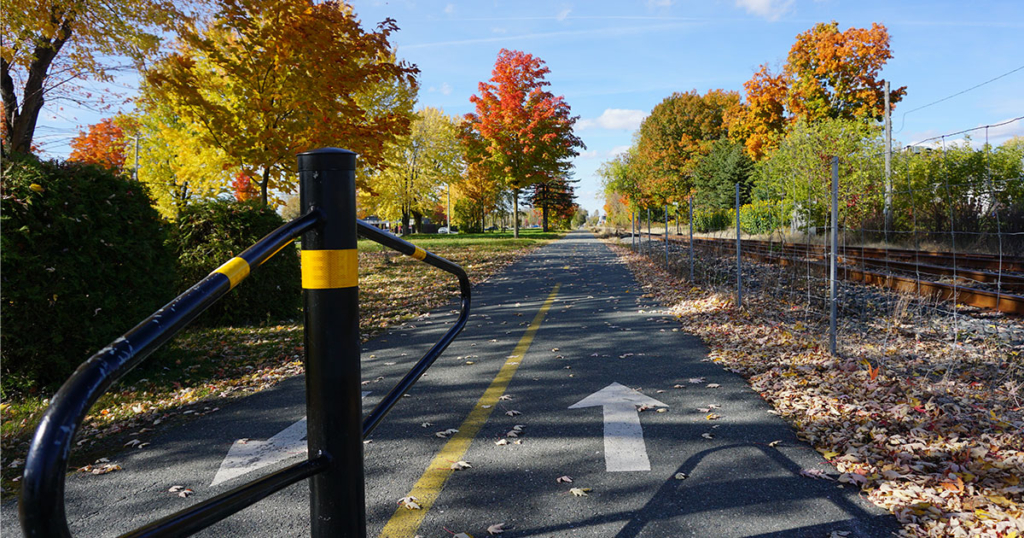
(18, 211, 321, 538)
(355, 221, 472, 437)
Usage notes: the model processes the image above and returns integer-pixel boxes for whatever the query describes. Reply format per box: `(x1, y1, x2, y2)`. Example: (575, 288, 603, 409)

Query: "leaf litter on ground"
(606, 240, 1024, 538)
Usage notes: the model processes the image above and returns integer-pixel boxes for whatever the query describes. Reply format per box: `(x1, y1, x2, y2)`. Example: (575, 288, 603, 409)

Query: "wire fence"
(616, 118, 1023, 384)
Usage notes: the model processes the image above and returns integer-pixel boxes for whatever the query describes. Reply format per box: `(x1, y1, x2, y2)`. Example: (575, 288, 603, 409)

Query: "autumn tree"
(451, 160, 502, 233)
(68, 117, 130, 171)
(1, 0, 187, 155)
(463, 49, 584, 238)
(528, 174, 578, 231)
(144, 0, 418, 207)
(632, 89, 741, 206)
(733, 21, 905, 160)
(787, 22, 906, 123)
(125, 91, 234, 219)
(232, 172, 259, 202)
(363, 107, 462, 234)
(731, 64, 788, 160)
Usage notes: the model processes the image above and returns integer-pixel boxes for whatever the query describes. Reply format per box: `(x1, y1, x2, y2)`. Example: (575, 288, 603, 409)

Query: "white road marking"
(211, 391, 370, 486)
(569, 382, 667, 472)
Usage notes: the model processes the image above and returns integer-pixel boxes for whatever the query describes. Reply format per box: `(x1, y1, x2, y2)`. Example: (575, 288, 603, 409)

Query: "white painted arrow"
(569, 382, 667, 472)
(211, 391, 370, 486)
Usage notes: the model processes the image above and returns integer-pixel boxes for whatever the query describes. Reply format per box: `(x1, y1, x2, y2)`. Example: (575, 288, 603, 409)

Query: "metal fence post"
(688, 197, 694, 282)
(664, 205, 669, 270)
(830, 156, 839, 356)
(631, 211, 636, 251)
(647, 207, 651, 255)
(736, 183, 742, 308)
(299, 148, 366, 537)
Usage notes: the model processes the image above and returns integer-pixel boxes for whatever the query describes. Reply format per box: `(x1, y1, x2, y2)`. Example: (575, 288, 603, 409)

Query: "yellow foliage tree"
(144, 0, 418, 206)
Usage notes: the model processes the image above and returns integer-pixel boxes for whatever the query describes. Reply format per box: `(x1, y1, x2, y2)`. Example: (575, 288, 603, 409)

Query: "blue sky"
(36, 0, 1023, 216)
(347, 0, 1024, 215)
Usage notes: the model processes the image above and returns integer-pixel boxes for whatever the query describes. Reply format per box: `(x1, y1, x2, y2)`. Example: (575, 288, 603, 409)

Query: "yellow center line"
(378, 283, 561, 538)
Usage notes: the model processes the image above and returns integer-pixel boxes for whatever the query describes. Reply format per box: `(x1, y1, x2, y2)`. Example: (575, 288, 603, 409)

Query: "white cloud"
(556, 8, 572, 21)
(647, 0, 674, 8)
(608, 145, 631, 157)
(444, 3, 455, 14)
(577, 109, 647, 131)
(735, 0, 793, 21)
(427, 83, 454, 96)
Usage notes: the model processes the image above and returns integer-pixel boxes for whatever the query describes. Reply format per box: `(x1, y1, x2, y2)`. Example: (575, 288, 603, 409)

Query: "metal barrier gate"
(18, 148, 472, 537)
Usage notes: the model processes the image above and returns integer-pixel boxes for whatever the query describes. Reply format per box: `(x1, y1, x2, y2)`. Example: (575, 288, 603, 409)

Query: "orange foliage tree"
(463, 49, 584, 237)
(232, 171, 258, 201)
(733, 21, 905, 160)
(632, 89, 741, 206)
(786, 21, 906, 123)
(68, 117, 130, 171)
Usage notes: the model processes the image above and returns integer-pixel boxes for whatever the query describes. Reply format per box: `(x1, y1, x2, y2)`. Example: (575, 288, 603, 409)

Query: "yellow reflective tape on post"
(411, 247, 427, 261)
(213, 257, 250, 290)
(301, 249, 358, 289)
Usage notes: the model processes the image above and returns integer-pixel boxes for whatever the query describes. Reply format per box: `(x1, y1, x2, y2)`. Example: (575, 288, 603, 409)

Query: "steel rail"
(638, 231, 1024, 315)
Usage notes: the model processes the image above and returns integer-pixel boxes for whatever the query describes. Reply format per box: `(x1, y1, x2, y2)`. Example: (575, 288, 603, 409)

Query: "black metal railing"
(18, 148, 471, 538)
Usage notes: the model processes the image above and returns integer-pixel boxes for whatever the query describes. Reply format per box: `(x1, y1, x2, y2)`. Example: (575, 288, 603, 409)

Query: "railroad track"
(632, 232, 1024, 315)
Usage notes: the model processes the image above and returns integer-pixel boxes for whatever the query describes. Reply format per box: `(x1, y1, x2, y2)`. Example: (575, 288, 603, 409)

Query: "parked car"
(438, 227, 457, 234)
(485, 225, 498, 231)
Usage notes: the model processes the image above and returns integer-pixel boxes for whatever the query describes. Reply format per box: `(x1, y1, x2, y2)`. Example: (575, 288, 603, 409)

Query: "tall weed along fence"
(626, 118, 1024, 381)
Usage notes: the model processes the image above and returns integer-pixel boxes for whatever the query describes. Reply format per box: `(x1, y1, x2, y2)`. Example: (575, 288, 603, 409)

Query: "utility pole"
(133, 132, 140, 182)
(446, 183, 451, 233)
(884, 80, 892, 242)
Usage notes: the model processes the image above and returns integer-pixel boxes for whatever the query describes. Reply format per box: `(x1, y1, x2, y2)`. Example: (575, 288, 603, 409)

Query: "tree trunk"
(260, 168, 270, 207)
(413, 211, 423, 234)
(1, 20, 72, 156)
(542, 200, 549, 232)
(513, 188, 520, 238)
(401, 210, 411, 236)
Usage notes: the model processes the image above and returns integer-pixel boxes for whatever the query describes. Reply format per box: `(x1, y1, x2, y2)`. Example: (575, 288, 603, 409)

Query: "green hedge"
(692, 207, 732, 233)
(1, 157, 176, 395)
(739, 199, 792, 235)
(170, 199, 301, 326)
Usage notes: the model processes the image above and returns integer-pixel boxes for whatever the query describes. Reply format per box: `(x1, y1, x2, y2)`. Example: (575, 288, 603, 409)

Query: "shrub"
(170, 199, 300, 326)
(739, 199, 792, 235)
(692, 207, 732, 233)
(1, 156, 176, 395)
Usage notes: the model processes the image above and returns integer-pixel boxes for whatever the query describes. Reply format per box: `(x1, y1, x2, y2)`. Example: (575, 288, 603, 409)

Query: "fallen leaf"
(706, 383, 721, 389)
(450, 461, 472, 471)
(701, 433, 715, 439)
(768, 440, 782, 447)
(398, 496, 421, 510)
(487, 522, 506, 535)
(570, 487, 591, 497)
(178, 489, 194, 498)
(505, 410, 521, 417)
(674, 472, 688, 480)
(494, 439, 508, 446)
(556, 475, 573, 483)
(799, 469, 834, 480)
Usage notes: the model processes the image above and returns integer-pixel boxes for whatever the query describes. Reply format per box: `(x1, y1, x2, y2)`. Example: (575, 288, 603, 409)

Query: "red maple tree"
(68, 118, 130, 171)
(463, 49, 584, 237)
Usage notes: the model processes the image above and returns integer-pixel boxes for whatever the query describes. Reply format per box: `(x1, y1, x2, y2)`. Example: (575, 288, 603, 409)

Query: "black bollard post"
(299, 148, 366, 537)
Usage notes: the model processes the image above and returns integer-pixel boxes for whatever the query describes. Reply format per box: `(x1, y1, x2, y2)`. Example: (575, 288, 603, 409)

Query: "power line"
(894, 63, 1024, 134)
(906, 115, 1024, 147)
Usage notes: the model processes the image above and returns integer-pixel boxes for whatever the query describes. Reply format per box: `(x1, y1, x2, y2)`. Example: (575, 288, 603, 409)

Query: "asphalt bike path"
(1, 230, 899, 537)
